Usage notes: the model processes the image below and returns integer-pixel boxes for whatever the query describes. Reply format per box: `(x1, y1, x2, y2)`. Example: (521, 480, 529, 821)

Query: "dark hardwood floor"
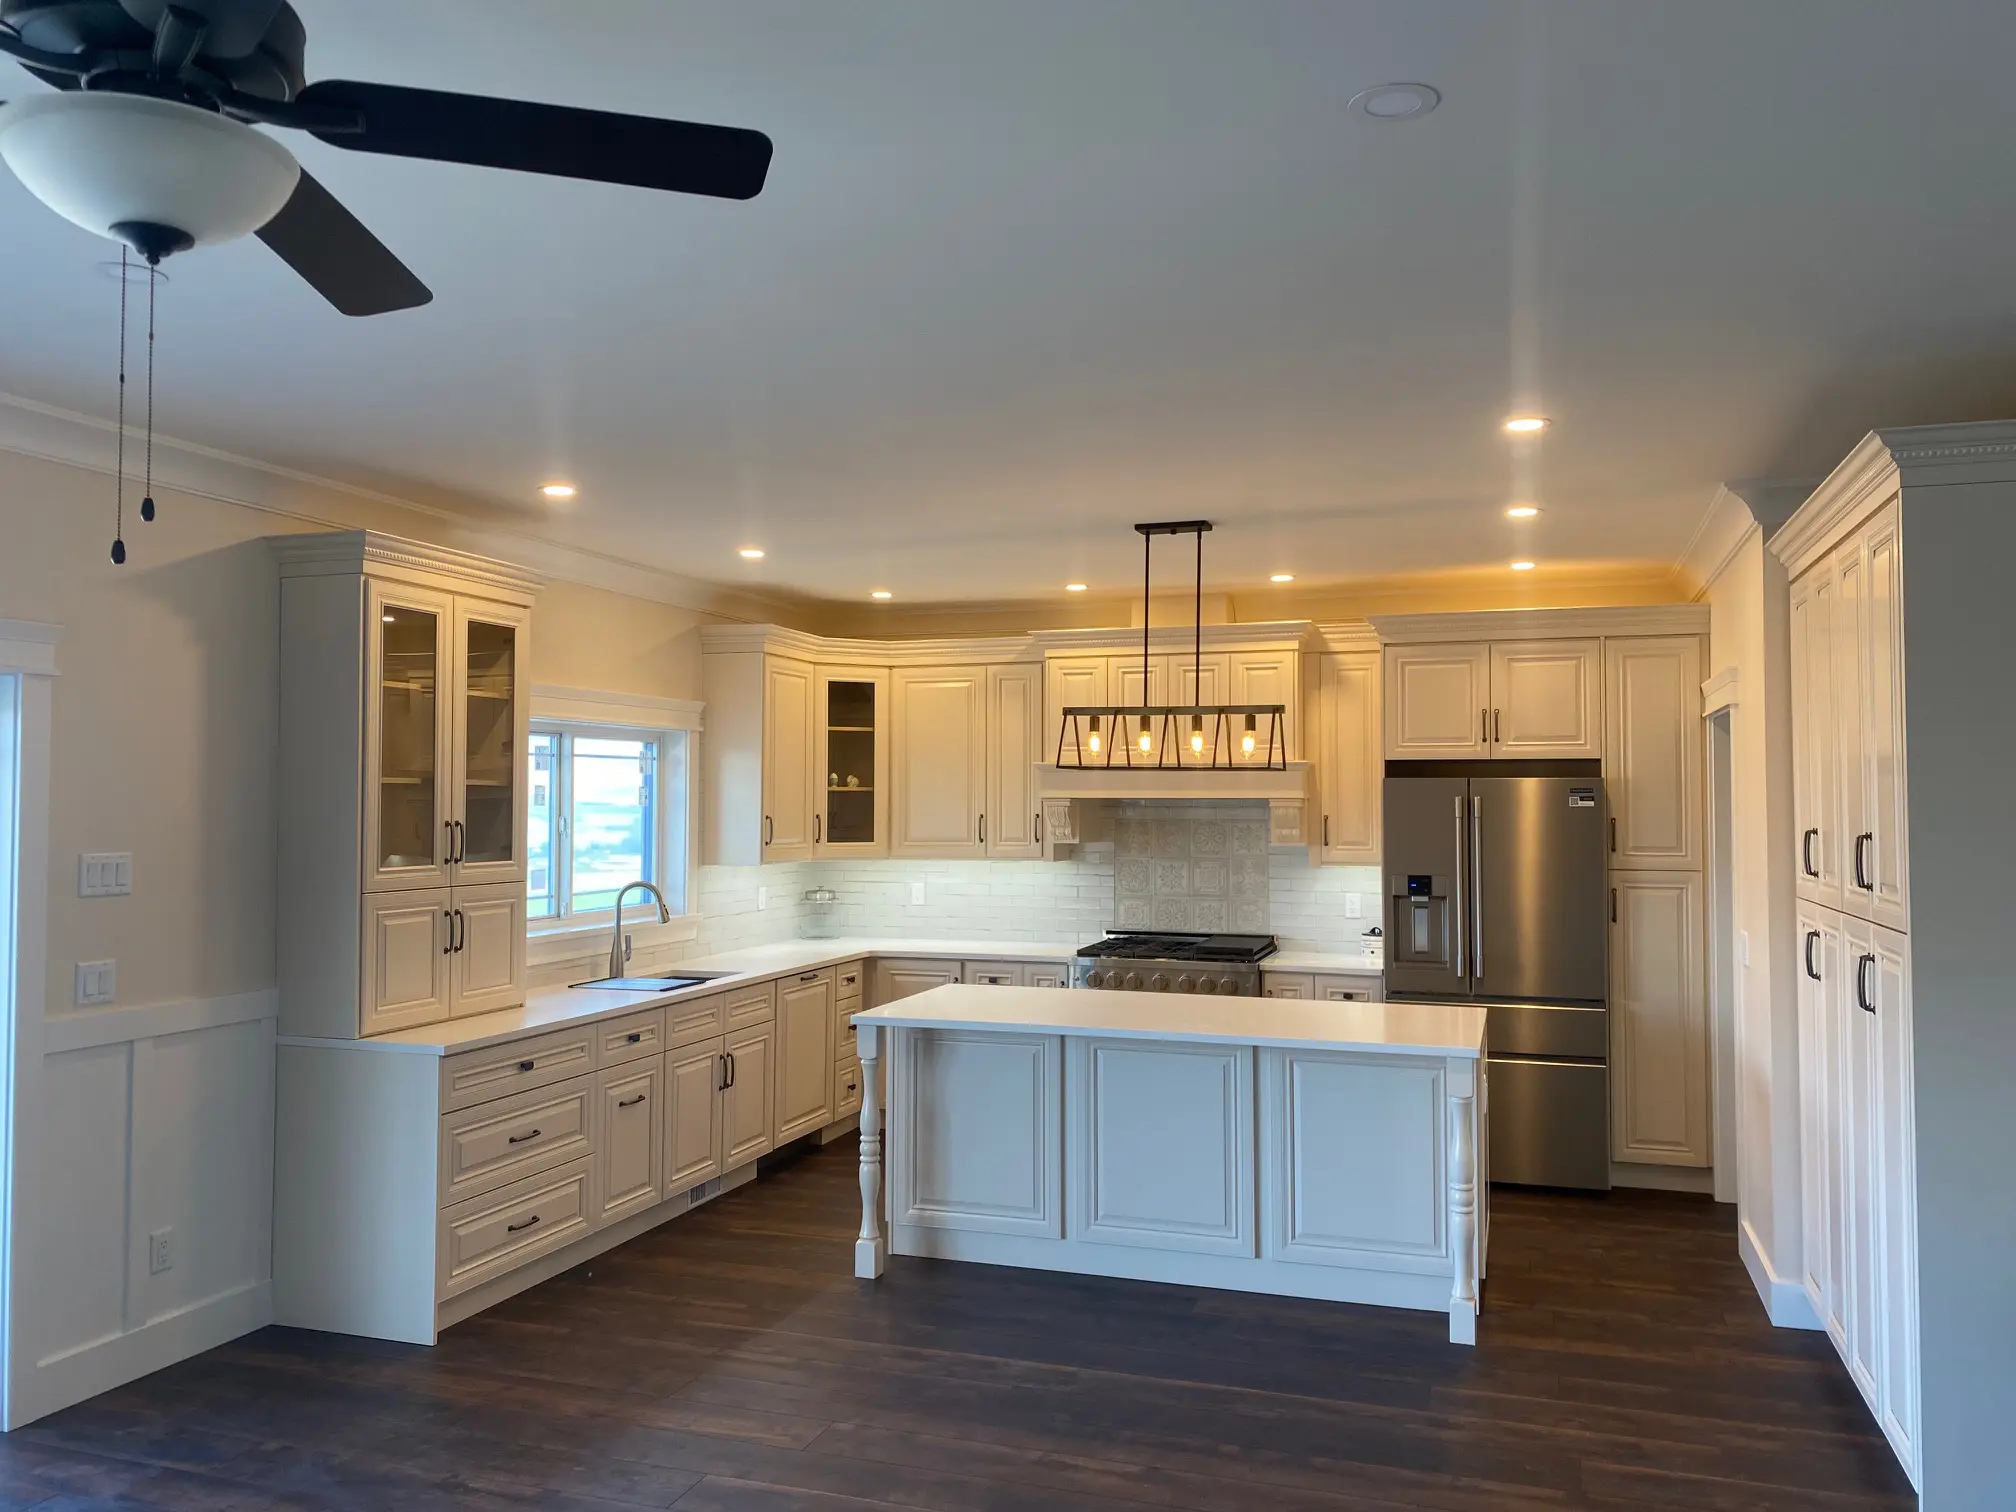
(2, 1136, 1916, 1510)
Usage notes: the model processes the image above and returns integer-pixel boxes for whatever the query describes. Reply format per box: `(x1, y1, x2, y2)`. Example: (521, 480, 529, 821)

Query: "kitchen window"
(525, 694, 697, 957)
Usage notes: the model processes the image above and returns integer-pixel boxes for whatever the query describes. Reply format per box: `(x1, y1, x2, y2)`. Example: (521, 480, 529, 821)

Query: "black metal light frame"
(1053, 521, 1289, 772)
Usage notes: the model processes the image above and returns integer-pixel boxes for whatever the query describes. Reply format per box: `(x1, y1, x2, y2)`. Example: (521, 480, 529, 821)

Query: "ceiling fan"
(0, 0, 774, 315)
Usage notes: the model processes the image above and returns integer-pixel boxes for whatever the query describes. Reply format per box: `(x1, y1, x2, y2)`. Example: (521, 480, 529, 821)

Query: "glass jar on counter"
(801, 886, 840, 939)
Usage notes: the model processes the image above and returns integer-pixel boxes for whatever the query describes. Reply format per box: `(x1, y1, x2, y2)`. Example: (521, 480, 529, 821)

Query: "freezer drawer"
(1486, 1056, 1611, 1191)
(1485, 1002, 1608, 1060)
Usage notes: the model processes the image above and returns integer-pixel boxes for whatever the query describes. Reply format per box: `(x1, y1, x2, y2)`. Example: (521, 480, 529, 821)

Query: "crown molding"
(0, 618, 61, 677)
(531, 684, 705, 732)
(1367, 604, 1708, 643)
(271, 529, 547, 598)
(0, 389, 816, 629)
(699, 622, 1041, 666)
(1312, 620, 1380, 653)
(1027, 620, 1321, 656)
(1773, 420, 2016, 577)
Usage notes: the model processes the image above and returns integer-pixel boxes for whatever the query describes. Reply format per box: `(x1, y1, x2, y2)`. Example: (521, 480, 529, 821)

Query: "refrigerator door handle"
(1471, 794, 1485, 981)
(1451, 794, 1466, 980)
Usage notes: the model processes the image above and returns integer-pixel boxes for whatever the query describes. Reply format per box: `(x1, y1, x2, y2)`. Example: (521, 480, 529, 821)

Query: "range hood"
(1035, 758, 1318, 853)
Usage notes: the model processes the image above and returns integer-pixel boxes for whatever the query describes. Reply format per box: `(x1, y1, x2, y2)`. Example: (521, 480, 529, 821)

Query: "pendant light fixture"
(1052, 521, 1286, 771)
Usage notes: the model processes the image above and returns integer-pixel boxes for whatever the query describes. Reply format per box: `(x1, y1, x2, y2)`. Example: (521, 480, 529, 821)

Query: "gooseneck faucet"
(609, 880, 672, 981)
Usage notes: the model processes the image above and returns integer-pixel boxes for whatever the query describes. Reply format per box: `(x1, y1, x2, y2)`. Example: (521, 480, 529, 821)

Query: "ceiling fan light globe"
(0, 93, 300, 255)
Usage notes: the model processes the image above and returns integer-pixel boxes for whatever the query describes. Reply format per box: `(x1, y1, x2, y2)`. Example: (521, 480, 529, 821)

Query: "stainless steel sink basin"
(569, 974, 722, 991)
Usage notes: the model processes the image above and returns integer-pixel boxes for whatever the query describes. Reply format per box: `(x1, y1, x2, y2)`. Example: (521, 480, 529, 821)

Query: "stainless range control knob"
(1085, 969, 1105, 989)
(1175, 974, 1195, 994)
(1148, 973, 1170, 992)
(1123, 972, 1142, 991)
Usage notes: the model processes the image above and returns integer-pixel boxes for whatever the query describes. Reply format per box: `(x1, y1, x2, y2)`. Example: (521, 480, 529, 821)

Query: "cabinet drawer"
(964, 962, 1026, 987)
(836, 962, 865, 1004)
(834, 1055, 863, 1118)
(1262, 973, 1313, 999)
(438, 1157, 593, 1300)
(724, 982, 776, 1032)
(441, 1024, 596, 1112)
(838, 1007, 860, 1062)
(596, 1008, 666, 1066)
(439, 1074, 595, 1205)
(1316, 976, 1382, 1004)
(663, 992, 727, 1051)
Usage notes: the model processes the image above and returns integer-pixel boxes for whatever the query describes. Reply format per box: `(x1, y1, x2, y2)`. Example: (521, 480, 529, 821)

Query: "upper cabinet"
(1788, 498, 1908, 932)
(1383, 643, 1491, 758)
(1316, 652, 1380, 864)
(275, 532, 541, 1040)
(817, 667, 890, 856)
(986, 664, 1045, 858)
(892, 666, 987, 856)
(1383, 638, 1600, 759)
(761, 655, 817, 862)
(1604, 636, 1703, 871)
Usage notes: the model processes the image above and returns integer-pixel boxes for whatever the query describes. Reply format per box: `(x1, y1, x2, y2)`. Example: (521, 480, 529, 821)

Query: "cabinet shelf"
(828, 786, 874, 793)
(381, 679, 439, 694)
(827, 726, 876, 733)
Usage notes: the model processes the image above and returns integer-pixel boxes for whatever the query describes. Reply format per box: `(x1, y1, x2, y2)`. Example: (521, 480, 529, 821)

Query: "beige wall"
(0, 447, 734, 1017)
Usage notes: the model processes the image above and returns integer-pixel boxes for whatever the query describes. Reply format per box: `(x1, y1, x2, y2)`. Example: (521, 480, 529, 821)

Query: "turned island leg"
(855, 1022, 888, 1279)
(1447, 1057, 1478, 1345)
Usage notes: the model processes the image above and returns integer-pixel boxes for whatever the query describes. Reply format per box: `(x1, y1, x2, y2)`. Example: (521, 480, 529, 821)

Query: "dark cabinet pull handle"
(1481, 707, 1489, 743)
(800, 972, 820, 983)
(457, 819, 466, 863)
(443, 820, 455, 866)
(506, 1215, 540, 1233)
(626, 1031, 643, 1044)
(508, 1128, 541, 1144)
(1854, 833, 1874, 890)
(1610, 817, 1618, 853)
(517, 1060, 535, 1073)
(764, 815, 773, 846)
(618, 1094, 646, 1109)
(1803, 828, 1818, 877)
(1610, 888, 1618, 924)
(724, 1051, 737, 1089)
(814, 814, 821, 844)
(979, 812, 987, 845)
(1035, 810, 1042, 843)
(453, 909, 465, 953)
(1323, 814, 1330, 848)
(1493, 708, 1501, 743)
(443, 911, 454, 955)
(1856, 953, 1876, 1013)
(1805, 930, 1821, 981)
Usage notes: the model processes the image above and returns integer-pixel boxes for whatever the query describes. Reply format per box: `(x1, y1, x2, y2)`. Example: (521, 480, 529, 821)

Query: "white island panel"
(893, 1030, 1061, 1238)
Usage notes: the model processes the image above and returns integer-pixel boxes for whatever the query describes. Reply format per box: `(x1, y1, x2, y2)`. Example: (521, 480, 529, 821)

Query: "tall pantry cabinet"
(1772, 422, 2016, 1501)
(274, 533, 540, 1039)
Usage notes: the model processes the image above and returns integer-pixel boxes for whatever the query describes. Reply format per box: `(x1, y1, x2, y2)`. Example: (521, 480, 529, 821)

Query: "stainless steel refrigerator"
(1384, 770, 1611, 1190)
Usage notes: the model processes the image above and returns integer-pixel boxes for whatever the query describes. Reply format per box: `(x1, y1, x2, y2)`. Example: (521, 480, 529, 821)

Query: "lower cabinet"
(872, 958, 962, 1003)
(438, 1157, 595, 1301)
(721, 1021, 775, 1166)
(363, 889, 453, 1034)
(595, 1060, 663, 1225)
(1261, 972, 1383, 1003)
(1608, 871, 1710, 1167)
(834, 1056, 864, 1118)
(775, 970, 837, 1142)
(665, 1037, 726, 1192)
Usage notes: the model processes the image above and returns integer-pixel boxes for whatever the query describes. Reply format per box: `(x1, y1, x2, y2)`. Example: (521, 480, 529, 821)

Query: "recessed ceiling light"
(870, 589, 893, 600)
(1348, 83, 1440, 122)
(1502, 416, 1549, 435)
(1510, 560, 1536, 572)
(1270, 573, 1295, 584)
(737, 547, 766, 560)
(1505, 505, 1541, 519)
(540, 482, 577, 499)
(1065, 583, 1088, 593)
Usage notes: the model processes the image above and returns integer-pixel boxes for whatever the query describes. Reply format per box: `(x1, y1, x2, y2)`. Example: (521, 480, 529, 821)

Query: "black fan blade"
(296, 80, 772, 201)
(255, 168, 432, 316)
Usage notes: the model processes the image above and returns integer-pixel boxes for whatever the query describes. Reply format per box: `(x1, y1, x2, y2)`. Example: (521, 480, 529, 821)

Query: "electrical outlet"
(910, 881, 925, 906)
(148, 1227, 173, 1274)
(79, 853, 133, 897)
(74, 959, 116, 1006)
(757, 885, 768, 911)
(1344, 893, 1362, 919)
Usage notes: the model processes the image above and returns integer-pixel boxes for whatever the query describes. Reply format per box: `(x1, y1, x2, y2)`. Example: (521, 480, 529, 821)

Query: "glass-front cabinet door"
(452, 597, 530, 886)
(364, 581, 453, 891)
(817, 667, 889, 856)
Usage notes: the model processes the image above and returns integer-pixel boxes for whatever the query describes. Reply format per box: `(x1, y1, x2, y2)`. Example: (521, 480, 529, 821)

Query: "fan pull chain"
(141, 263, 157, 523)
(111, 247, 128, 565)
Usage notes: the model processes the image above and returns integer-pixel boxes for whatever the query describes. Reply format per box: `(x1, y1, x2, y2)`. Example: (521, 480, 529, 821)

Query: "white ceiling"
(6, 0, 2016, 608)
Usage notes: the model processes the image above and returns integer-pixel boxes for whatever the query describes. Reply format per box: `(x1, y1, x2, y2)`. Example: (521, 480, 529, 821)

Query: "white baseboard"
(1738, 1217, 1823, 1330)
(1610, 1161, 1716, 1194)
(8, 1280, 272, 1429)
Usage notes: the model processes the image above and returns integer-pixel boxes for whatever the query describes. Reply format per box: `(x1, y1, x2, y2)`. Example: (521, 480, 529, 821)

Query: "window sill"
(527, 912, 700, 968)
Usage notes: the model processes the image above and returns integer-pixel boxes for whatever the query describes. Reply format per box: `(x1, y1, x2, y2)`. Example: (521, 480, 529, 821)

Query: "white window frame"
(525, 686, 703, 968)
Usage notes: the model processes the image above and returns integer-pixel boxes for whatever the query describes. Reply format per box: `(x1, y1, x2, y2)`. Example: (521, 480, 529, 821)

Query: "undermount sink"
(569, 974, 722, 992)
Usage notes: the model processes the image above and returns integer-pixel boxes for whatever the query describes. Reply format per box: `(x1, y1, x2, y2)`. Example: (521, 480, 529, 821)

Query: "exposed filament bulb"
(1086, 715, 1101, 755)
(1190, 714, 1205, 755)
(1241, 713, 1258, 757)
(1138, 714, 1153, 753)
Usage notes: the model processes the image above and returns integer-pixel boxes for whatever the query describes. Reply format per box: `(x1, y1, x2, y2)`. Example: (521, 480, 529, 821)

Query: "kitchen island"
(852, 986, 1491, 1343)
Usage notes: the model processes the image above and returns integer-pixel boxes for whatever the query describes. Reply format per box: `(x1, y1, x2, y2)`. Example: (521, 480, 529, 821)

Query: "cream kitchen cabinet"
(892, 664, 1045, 859)
(664, 1036, 727, 1192)
(1227, 649, 1302, 765)
(721, 1020, 775, 1166)
(759, 655, 818, 861)
(1315, 652, 1380, 864)
(816, 666, 889, 856)
(774, 969, 837, 1144)
(1790, 567, 1845, 910)
(872, 958, 963, 1003)
(1608, 871, 1709, 1168)
(595, 1059, 664, 1225)
(1383, 643, 1491, 757)
(1603, 637, 1703, 871)
(275, 532, 539, 1040)
(1046, 655, 1107, 764)
(1383, 639, 1600, 760)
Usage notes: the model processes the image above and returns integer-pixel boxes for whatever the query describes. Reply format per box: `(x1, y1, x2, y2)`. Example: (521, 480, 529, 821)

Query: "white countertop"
(855, 984, 1482, 1058)
(282, 937, 1082, 1057)
(1264, 949, 1384, 974)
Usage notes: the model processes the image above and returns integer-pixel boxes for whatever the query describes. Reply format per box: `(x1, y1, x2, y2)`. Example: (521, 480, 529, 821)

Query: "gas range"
(1072, 931, 1277, 996)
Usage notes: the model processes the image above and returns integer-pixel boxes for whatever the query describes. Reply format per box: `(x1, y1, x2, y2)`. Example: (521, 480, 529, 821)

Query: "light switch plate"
(75, 959, 116, 1006)
(910, 881, 925, 906)
(757, 885, 768, 911)
(1344, 893, 1362, 919)
(79, 853, 132, 897)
